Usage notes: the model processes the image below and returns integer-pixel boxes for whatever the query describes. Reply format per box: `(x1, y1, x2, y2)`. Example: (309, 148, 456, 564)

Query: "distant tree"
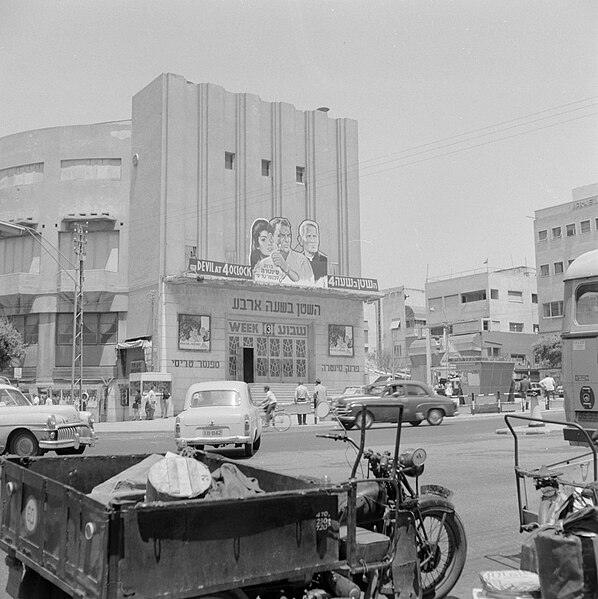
(0, 318, 26, 371)
(532, 334, 562, 369)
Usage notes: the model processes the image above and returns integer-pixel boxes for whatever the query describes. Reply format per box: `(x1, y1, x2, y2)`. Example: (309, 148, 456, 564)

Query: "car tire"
(244, 440, 255, 457)
(355, 411, 374, 430)
(253, 435, 261, 452)
(426, 408, 444, 426)
(10, 431, 41, 457)
(410, 420, 423, 427)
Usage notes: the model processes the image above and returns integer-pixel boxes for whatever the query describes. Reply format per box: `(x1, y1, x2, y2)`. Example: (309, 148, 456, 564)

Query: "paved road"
(0, 404, 574, 598)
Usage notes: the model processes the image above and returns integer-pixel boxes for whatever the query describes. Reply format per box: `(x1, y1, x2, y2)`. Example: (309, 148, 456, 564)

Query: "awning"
(116, 339, 151, 350)
(390, 319, 401, 330)
(450, 333, 482, 351)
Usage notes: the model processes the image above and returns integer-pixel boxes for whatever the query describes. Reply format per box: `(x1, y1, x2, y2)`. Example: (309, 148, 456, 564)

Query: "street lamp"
(0, 220, 85, 403)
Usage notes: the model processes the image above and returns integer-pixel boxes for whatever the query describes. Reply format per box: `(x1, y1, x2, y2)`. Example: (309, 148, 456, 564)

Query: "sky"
(1, 0, 597, 290)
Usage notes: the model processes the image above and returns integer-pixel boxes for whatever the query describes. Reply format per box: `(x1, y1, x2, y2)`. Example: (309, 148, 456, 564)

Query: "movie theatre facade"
(125, 73, 379, 410)
(0, 73, 379, 419)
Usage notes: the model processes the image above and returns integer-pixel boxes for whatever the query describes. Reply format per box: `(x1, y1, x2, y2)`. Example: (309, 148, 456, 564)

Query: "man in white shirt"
(262, 385, 277, 427)
(540, 375, 556, 410)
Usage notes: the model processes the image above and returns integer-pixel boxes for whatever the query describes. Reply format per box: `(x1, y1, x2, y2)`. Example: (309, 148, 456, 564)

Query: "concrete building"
(534, 182, 598, 334)
(0, 73, 379, 420)
(419, 266, 539, 377)
(376, 286, 426, 374)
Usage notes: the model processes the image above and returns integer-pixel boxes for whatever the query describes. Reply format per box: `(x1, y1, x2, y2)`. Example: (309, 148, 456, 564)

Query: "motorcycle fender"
(392, 510, 422, 599)
(420, 484, 454, 502)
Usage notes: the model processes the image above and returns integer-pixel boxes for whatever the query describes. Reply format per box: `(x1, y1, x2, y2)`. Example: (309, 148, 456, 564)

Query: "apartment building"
(534, 182, 598, 334)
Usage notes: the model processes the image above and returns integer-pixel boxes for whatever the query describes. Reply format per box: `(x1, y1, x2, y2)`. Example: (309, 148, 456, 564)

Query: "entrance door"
(243, 348, 255, 383)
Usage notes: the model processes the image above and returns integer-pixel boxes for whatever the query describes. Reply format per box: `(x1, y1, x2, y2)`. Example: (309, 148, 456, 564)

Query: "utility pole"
(70, 223, 87, 405)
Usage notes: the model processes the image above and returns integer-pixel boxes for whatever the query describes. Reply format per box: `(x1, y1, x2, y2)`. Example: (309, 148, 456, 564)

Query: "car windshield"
(190, 390, 240, 407)
(0, 388, 32, 407)
(342, 386, 363, 395)
(365, 385, 386, 396)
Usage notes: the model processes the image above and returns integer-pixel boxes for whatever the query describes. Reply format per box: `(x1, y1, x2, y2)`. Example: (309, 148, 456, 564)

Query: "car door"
(402, 383, 430, 420)
(375, 383, 405, 422)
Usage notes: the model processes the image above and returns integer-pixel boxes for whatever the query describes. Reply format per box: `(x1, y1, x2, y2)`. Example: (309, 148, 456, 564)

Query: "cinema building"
(0, 73, 379, 420)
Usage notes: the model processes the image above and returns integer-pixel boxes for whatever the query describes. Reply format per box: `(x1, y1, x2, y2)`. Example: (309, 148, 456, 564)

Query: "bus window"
(576, 283, 598, 325)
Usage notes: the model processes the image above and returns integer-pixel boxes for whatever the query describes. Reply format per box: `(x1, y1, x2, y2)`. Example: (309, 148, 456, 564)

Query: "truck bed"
(0, 452, 344, 599)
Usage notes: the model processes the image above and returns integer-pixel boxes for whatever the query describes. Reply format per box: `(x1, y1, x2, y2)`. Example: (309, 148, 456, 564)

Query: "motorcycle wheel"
(415, 495, 467, 599)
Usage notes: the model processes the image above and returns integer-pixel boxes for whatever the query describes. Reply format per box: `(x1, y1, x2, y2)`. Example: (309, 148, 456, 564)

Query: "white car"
(0, 383, 95, 457)
(175, 381, 262, 456)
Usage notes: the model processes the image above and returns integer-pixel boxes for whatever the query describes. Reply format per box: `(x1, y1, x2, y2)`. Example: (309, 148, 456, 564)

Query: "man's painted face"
(275, 224, 292, 252)
(301, 225, 319, 255)
(258, 230, 273, 256)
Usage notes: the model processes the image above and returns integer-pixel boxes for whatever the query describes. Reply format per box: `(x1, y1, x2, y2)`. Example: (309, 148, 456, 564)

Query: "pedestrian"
(145, 385, 157, 420)
(32, 394, 40, 405)
(262, 385, 277, 427)
(519, 374, 530, 411)
(540, 374, 556, 410)
(132, 389, 142, 421)
(44, 394, 52, 406)
(294, 381, 310, 425)
(161, 388, 170, 418)
(313, 378, 327, 424)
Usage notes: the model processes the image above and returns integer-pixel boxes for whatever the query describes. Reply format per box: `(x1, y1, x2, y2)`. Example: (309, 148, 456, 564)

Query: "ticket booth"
(128, 372, 173, 420)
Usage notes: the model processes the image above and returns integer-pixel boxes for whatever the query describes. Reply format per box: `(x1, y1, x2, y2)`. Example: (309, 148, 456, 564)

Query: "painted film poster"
(178, 314, 211, 351)
(329, 324, 354, 357)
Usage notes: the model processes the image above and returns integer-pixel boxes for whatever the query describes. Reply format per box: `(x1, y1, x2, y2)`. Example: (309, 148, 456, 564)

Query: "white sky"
(2, 0, 597, 289)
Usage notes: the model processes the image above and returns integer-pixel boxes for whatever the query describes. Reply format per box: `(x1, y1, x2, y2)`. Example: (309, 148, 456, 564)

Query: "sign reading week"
(188, 257, 378, 292)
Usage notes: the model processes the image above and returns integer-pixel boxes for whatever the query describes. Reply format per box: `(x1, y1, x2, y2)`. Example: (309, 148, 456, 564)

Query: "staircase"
(248, 382, 343, 405)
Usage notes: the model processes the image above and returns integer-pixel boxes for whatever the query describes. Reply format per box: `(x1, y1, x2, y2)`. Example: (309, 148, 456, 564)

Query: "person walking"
(540, 374, 556, 410)
(32, 394, 40, 405)
(294, 381, 310, 425)
(145, 385, 157, 420)
(313, 378, 328, 424)
(161, 388, 170, 418)
(519, 374, 531, 411)
(132, 389, 142, 421)
(262, 385, 277, 427)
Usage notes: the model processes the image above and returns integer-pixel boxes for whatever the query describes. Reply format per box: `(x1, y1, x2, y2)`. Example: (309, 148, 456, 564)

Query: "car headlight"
(87, 413, 95, 428)
(46, 415, 57, 429)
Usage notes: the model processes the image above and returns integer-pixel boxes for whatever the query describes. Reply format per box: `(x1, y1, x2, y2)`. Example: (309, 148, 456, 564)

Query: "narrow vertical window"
(261, 160, 271, 177)
(225, 152, 235, 170)
(296, 166, 305, 184)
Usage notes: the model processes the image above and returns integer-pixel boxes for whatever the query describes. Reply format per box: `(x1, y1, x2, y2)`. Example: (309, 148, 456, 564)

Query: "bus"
(562, 248, 598, 442)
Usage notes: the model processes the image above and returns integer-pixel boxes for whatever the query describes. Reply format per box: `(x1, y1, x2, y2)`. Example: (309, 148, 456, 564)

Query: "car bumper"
(38, 426, 96, 450)
(176, 434, 252, 448)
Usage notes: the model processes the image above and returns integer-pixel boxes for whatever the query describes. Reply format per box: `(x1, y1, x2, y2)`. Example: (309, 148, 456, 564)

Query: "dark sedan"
(332, 380, 457, 429)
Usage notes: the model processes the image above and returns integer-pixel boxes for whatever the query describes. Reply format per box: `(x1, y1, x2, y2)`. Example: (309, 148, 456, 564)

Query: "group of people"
(250, 217, 328, 287)
(434, 376, 463, 400)
(261, 379, 328, 426)
(132, 385, 171, 420)
(518, 373, 557, 410)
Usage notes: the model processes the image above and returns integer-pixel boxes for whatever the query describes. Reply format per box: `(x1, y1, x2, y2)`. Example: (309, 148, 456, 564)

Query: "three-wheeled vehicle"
(0, 403, 464, 599)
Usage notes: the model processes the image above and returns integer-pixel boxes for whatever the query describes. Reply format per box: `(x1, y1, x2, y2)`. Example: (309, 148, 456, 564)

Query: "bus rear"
(562, 249, 598, 442)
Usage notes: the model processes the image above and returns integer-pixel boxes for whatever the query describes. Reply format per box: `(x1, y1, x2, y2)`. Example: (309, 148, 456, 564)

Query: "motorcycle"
(317, 403, 467, 599)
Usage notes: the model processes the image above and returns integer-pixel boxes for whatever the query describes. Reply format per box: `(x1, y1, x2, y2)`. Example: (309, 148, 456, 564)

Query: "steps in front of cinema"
(248, 382, 342, 405)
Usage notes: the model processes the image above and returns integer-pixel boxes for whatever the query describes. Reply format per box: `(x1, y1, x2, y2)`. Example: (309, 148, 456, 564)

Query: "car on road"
(0, 383, 95, 457)
(175, 380, 262, 456)
(556, 385, 564, 398)
(330, 381, 392, 402)
(332, 379, 457, 428)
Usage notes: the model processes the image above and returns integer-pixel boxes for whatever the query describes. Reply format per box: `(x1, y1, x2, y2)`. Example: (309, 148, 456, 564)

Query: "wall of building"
(534, 182, 598, 334)
(0, 122, 132, 401)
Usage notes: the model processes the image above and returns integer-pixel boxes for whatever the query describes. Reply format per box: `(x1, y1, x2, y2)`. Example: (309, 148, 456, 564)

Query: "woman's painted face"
(258, 230, 273, 256)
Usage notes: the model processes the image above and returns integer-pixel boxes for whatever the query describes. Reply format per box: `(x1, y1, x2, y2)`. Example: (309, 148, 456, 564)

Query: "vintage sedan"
(0, 383, 96, 457)
(332, 379, 457, 429)
(175, 381, 262, 456)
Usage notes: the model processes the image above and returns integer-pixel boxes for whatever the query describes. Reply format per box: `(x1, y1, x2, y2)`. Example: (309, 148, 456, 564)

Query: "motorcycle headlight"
(399, 447, 427, 468)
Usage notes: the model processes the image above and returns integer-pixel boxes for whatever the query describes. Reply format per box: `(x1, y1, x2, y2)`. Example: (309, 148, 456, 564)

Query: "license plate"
(203, 429, 223, 437)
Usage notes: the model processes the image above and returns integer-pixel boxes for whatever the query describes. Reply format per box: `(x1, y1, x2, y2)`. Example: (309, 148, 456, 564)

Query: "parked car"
(332, 380, 457, 429)
(556, 385, 564, 398)
(0, 383, 95, 457)
(527, 382, 543, 397)
(175, 381, 262, 456)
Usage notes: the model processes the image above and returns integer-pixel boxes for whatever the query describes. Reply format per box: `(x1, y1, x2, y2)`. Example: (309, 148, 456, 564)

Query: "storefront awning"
(450, 333, 482, 351)
(116, 339, 151, 350)
(390, 319, 401, 330)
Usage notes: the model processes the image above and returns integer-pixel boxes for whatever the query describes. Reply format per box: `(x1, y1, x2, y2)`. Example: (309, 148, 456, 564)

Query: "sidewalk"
(93, 400, 567, 435)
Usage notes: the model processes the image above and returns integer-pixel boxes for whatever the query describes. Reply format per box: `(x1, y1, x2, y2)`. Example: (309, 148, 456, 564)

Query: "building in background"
(407, 266, 539, 386)
(0, 73, 379, 420)
(534, 182, 598, 335)
(375, 287, 426, 376)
